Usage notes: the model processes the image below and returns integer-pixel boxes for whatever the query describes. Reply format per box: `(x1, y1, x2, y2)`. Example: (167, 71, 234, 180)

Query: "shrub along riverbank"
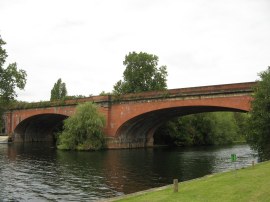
(111, 161, 270, 202)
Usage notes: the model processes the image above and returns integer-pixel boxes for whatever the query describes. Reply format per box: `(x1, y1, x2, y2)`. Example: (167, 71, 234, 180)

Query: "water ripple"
(0, 143, 257, 201)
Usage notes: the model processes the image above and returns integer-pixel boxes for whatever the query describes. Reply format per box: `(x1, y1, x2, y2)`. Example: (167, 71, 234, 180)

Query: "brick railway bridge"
(3, 82, 255, 148)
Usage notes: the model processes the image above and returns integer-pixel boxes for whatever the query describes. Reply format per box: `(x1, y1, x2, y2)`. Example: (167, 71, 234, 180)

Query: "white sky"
(0, 0, 269, 102)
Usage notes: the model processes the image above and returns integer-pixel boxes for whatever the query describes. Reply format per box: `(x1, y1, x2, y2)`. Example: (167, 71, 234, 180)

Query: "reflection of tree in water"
(6, 142, 56, 161)
(149, 147, 216, 183)
(57, 149, 159, 195)
(56, 147, 217, 195)
(98, 148, 215, 194)
(100, 149, 159, 194)
(56, 150, 120, 199)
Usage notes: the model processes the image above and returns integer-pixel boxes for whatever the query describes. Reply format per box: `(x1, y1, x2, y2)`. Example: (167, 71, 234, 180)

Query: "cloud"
(55, 19, 85, 29)
(0, 0, 269, 101)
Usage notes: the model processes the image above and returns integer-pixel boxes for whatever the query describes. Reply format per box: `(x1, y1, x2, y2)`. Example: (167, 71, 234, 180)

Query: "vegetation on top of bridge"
(8, 95, 110, 110)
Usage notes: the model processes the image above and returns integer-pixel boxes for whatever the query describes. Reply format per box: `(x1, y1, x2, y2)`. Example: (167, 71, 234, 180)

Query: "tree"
(57, 102, 106, 150)
(208, 112, 238, 145)
(247, 67, 270, 159)
(50, 78, 67, 101)
(113, 51, 168, 94)
(0, 36, 27, 104)
(99, 91, 111, 96)
(233, 112, 248, 142)
(0, 35, 27, 132)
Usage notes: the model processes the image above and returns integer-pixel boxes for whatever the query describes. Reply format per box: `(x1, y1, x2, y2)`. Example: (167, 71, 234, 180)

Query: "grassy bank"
(112, 161, 270, 202)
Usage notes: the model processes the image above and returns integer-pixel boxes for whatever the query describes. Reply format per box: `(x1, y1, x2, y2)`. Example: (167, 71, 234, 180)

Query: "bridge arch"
(114, 105, 248, 148)
(13, 113, 68, 142)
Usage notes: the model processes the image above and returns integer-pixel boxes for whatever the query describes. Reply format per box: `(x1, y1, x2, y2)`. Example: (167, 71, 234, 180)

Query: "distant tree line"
(155, 112, 248, 146)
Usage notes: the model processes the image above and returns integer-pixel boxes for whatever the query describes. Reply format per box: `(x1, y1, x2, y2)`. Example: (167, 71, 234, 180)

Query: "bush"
(57, 102, 106, 151)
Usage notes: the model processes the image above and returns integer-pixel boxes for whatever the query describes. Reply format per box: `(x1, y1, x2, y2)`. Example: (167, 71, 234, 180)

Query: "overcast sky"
(0, 0, 269, 102)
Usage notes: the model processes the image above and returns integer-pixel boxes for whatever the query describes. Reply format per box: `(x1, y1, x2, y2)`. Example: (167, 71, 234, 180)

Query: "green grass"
(114, 161, 270, 202)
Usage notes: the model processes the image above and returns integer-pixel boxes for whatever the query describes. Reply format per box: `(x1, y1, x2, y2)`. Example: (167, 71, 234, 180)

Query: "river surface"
(0, 143, 257, 201)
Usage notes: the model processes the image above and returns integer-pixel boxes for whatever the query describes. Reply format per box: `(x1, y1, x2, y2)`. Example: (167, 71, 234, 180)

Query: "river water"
(0, 143, 257, 201)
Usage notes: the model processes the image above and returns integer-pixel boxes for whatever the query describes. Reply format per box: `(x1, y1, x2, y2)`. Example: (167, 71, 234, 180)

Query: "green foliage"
(50, 78, 67, 101)
(208, 112, 238, 145)
(99, 91, 111, 96)
(9, 96, 93, 110)
(0, 35, 27, 132)
(246, 67, 270, 159)
(113, 51, 168, 94)
(155, 112, 247, 146)
(57, 102, 106, 151)
(233, 112, 249, 142)
(0, 35, 27, 105)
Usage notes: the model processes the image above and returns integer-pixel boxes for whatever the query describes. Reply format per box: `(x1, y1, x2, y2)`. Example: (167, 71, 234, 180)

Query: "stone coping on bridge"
(9, 82, 256, 110)
(114, 81, 256, 102)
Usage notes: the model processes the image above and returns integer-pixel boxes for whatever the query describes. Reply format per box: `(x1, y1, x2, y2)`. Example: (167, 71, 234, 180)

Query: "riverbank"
(105, 160, 270, 202)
